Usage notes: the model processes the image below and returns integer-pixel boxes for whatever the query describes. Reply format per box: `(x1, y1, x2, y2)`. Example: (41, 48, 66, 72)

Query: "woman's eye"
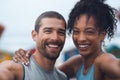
(73, 30, 79, 34)
(86, 30, 95, 35)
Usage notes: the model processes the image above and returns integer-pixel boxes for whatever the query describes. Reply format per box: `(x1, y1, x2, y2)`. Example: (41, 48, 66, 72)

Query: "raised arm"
(58, 55, 82, 78)
(13, 48, 32, 65)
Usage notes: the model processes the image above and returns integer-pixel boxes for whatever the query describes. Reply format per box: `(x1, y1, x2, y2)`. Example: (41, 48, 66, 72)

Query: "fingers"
(13, 48, 30, 65)
(26, 50, 32, 58)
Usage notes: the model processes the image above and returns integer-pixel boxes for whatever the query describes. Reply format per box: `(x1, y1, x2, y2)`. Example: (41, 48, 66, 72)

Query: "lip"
(48, 44, 59, 48)
(47, 44, 60, 51)
(78, 44, 89, 51)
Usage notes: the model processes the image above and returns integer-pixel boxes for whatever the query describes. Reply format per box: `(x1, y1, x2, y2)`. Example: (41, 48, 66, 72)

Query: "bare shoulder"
(0, 60, 22, 69)
(94, 53, 119, 70)
(95, 53, 117, 64)
(95, 53, 120, 78)
(0, 60, 23, 80)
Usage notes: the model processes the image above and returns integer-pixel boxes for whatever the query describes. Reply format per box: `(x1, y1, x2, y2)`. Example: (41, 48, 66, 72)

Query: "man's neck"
(32, 52, 56, 71)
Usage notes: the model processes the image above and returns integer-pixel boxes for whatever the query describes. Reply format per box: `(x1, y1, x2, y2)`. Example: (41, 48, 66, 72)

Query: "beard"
(37, 39, 64, 60)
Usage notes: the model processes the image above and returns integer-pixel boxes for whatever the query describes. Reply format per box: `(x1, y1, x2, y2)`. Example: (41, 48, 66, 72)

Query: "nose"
(51, 32, 59, 40)
(77, 33, 86, 41)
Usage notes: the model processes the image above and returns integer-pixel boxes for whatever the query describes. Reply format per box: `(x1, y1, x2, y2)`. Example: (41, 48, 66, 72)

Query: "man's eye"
(44, 30, 52, 33)
(58, 31, 65, 36)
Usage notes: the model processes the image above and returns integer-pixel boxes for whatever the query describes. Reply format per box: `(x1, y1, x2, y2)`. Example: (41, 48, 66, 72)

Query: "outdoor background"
(0, 0, 120, 65)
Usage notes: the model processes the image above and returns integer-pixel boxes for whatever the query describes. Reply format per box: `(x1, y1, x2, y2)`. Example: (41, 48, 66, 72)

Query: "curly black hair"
(67, 0, 117, 39)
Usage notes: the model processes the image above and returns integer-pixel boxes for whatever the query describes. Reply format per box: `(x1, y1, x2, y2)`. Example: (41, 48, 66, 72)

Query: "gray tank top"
(22, 56, 68, 80)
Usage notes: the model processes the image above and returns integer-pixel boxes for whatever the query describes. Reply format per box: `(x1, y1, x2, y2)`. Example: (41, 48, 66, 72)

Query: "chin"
(80, 52, 90, 57)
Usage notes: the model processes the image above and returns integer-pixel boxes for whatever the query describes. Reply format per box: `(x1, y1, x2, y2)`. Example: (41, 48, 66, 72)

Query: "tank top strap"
(76, 64, 94, 80)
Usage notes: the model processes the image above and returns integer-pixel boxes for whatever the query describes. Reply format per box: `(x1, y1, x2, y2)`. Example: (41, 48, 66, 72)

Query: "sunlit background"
(0, 0, 120, 65)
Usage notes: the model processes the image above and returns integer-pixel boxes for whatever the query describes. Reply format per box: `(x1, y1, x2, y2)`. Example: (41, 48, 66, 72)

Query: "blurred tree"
(106, 44, 120, 58)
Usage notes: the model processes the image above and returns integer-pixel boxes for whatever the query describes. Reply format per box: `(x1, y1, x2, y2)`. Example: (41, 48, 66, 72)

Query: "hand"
(13, 48, 31, 65)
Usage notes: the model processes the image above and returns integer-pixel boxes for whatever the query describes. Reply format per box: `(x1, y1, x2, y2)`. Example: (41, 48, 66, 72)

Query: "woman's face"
(72, 14, 105, 57)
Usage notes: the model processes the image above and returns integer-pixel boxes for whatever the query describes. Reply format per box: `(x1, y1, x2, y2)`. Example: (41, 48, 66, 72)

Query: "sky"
(0, 0, 120, 55)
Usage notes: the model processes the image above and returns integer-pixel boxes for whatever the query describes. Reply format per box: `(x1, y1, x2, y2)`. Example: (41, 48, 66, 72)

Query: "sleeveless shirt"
(76, 64, 94, 80)
(22, 56, 68, 80)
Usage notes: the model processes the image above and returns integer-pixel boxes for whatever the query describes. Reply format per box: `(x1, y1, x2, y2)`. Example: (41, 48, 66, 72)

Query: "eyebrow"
(43, 27, 52, 30)
(73, 27, 78, 29)
(43, 27, 65, 31)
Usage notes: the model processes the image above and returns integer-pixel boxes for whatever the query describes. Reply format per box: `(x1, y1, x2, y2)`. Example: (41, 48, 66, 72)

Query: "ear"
(31, 30, 37, 41)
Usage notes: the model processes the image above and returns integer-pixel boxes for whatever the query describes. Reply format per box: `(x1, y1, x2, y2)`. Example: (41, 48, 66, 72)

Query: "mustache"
(45, 40, 62, 46)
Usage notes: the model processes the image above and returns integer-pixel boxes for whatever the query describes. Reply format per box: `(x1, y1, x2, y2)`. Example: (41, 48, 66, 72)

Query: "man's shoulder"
(55, 68, 68, 80)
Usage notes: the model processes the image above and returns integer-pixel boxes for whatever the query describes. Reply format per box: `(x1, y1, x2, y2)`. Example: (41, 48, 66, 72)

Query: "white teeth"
(48, 44, 58, 48)
(79, 45, 88, 48)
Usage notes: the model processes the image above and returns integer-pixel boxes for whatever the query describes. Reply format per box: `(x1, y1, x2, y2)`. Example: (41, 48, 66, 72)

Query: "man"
(13, 0, 120, 80)
(0, 11, 68, 80)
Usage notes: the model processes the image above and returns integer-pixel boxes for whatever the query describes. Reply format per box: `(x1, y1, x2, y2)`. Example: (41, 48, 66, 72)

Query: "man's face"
(72, 14, 105, 57)
(33, 18, 66, 60)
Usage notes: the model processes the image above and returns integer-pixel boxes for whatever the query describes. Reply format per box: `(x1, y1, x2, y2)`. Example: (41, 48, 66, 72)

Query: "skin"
(59, 14, 120, 80)
(13, 14, 120, 80)
(0, 17, 66, 80)
(32, 17, 66, 71)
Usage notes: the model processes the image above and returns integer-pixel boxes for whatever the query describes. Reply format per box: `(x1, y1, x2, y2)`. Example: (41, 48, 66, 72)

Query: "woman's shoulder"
(0, 60, 23, 72)
(95, 53, 117, 65)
